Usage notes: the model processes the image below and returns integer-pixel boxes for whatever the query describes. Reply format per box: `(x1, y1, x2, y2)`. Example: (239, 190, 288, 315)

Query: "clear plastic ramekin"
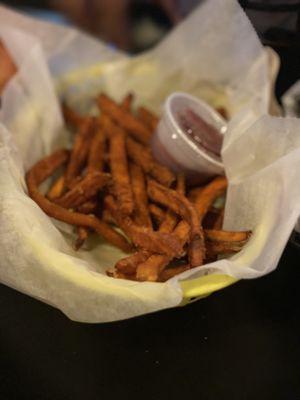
(151, 92, 227, 184)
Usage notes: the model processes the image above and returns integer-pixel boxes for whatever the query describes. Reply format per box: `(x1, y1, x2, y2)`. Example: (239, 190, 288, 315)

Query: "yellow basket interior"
(180, 274, 238, 305)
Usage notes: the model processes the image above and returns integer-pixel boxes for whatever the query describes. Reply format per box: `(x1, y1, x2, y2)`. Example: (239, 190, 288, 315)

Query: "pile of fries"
(26, 93, 251, 282)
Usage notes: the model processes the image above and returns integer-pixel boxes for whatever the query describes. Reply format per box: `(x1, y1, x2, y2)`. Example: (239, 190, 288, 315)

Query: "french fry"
(127, 137, 175, 187)
(46, 175, 66, 200)
(136, 106, 159, 132)
(193, 176, 227, 222)
(213, 208, 224, 229)
(147, 179, 205, 267)
(87, 121, 106, 173)
(205, 229, 251, 243)
(55, 171, 110, 209)
(115, 251, 150, 275)
(136, 220, 191, 282)
(158, 175, 184, 233)
(158, 264, 191, 282)
(76, 198, 98, 214)
(106, 269, 136, 280)
(104, 195, 183, 257)
(109, 123, 134, 215)
(176, 173, 186, 195)
(65, 118, 95, 187)
(187, 186, 203, 202)
(26, 151, 132, 253)
(206, 240, 248, 256)
(74, 226, 89, 250)
(149, 204, 166, 225)
(62, 103, 87, 129)
(98, 94, 152, 145)
(121, 93, 134, 111)
(136, 254, 170, 282)
(130, 163, 152, 228)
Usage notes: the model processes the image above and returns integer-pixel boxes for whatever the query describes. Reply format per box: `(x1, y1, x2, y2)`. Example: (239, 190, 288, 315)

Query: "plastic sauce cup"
(151, 92, 227, 184)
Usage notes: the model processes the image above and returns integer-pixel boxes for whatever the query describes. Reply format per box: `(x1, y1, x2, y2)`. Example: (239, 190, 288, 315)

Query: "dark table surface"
(0, 242, 299, 400)
(1, 18, 300, 400)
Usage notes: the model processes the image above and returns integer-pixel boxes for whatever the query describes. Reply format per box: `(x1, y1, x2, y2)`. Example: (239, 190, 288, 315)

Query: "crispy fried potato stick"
(76, 198, 98, 214)
(74, 227, 89, 250)
(47, 175, 66, 200)
(136, 220, 191, 281)
(65, 118, 95, 187)
(98, 94, 151, 145)
(62, 103, 87, 129)
(87, 121, 106, 173)
(26, 150, 132, 253)
(206, 240, 248, 256)
(205, 229, 251, 243)
(109, 124, 134, 215)
(126, 137, 175, 187)
(115, 251, 150, 275)
(187, 186, 203, 202)
(102, 208, 116, 225)
(147, 179, 204, 267)
(104, 195, 183, 257)
(121, 93, 134, 111)
(106, 269, 136, 280)
(55, 171, 110, 209)
(136, 254, 170, 282)
(158, 174, 185, 233)
(130, 163, 152, 228)
(158, 264, 191, 282)
(194, 176, 227, 222)
(212, 208, 224, 229)
(176, 173, 186, 195)
(149, 204, 165, 225)
(136, 106, 159, 132)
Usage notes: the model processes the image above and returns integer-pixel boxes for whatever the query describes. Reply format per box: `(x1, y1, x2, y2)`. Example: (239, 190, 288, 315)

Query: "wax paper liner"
(1, 0, 299, 322)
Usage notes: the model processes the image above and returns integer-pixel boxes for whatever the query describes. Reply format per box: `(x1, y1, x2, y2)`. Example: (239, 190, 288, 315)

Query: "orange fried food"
(121, 93, 134, 111)
(115, 251, 150, 275)
(62, 103, 87, 129)
(65, 118, 95, 187)
(76, 198, 98, 214)
(87, 121, 106, 173)
(46, 175, 66, 200)
(104, 195, 183, 257)
(26, 150, 132, 253)
(137, 106, 159, 132)
(147, 179, 204, 266)
(98, 94, 152, 145)
(193, 176, 227, 221)
(136, 220, 190, 281)
(149, 204, 165, 225)
(74, 226, 89, 250)
(158, 264, 191, 282)
(55, 171, 110, 209)
(204, 229, 251, 242)
(130, 163, 152, 228)
(126, 137, 175, 187)
(108, 123, 134, 215)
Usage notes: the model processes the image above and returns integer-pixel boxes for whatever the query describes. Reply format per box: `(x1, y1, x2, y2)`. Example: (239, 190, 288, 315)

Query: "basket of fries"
(1, 0, 300, 323)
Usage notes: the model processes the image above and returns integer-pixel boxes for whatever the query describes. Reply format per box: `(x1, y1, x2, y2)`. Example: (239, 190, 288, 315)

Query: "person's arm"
(0, 41, 17, 94)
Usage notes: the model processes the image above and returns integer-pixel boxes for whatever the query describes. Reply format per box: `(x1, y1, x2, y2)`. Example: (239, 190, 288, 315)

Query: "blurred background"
(0, 0, 299, 97)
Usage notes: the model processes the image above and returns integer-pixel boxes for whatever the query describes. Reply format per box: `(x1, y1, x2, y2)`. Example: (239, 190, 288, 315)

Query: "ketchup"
(177, 108, 223, 161)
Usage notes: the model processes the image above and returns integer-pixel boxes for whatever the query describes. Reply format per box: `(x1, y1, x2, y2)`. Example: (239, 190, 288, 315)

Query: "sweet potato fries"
(26, 93, 251, 282)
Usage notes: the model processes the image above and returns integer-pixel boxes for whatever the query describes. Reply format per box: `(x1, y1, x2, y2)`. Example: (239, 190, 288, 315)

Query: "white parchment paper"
(1, 0, 300, 322)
